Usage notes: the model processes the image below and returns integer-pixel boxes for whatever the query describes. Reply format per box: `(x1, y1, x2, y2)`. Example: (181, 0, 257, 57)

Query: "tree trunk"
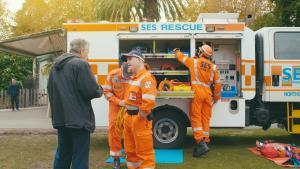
(143, 0, 160, 22)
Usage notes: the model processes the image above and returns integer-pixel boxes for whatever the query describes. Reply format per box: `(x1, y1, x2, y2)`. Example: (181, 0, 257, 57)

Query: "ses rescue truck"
(63, 13, 300, 148)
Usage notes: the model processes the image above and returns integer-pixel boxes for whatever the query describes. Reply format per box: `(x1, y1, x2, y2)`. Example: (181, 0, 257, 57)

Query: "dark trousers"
(54, 127, 91, 169)
(11, 96, 19, 110)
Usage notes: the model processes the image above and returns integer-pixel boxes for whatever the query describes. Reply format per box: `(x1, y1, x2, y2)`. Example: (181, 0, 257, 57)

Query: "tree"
(250, 0, 300, 30)
(182, 0, 272, 22)
(0, 0, 12, 39)
(270, 0, 300, 27)
(94, 0, 187, 22)
(0, 52, 32, 89)
(45, 0, 96, 28)
(250, 13, 278, 31)
(13, 0, 49, 36)
(13, 0, 97, 36)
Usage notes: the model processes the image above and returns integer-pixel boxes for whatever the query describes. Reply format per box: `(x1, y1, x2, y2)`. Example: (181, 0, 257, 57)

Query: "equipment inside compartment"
(119, 39, 241, 98)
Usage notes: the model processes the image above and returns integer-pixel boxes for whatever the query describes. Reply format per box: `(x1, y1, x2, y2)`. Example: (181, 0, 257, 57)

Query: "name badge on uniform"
(129, 92, 137, 101)
(144, 80, 152, 89)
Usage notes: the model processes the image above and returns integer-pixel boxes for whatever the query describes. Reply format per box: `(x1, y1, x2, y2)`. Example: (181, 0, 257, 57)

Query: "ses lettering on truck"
(140, 23, 203, 32)
(282, 67, 300, 84)
(284, 92, 300, 97)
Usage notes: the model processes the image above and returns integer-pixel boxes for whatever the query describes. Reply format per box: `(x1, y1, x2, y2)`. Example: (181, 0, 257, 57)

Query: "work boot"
(113, 158, 121, 169)
(193, 140, 209, 157)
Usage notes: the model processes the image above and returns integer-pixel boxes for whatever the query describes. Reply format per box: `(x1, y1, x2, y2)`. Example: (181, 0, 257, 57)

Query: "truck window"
(274, 32, 300, 59)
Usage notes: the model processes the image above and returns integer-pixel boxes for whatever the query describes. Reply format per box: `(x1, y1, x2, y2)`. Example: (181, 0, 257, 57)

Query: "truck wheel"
(152, 109, 187, 149)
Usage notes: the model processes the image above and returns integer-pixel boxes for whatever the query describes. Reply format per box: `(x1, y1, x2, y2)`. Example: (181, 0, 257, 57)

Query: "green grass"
(0, 128, 299, 169)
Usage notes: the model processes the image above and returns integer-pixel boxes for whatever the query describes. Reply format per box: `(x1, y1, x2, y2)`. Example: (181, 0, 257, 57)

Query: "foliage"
(78, 0, 186, 22)
(250, 13, 278, 31)
(0, 52, 33, 89)
(13, 0, 96, 36)
(41, 62, 53, 76)
(270, 0, 300, 27)
(0, 0, 12, 39)
(250, 0, 300, 30)
(182, 0, 273, 22)
(12, 0, 300, 35)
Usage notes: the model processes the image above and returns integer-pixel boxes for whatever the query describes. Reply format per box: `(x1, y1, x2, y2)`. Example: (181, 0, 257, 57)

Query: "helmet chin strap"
(201, 53, 213, 61)
(200, 53, 207, 58)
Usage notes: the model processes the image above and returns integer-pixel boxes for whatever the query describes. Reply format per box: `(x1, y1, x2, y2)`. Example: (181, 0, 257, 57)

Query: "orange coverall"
(176, 51, 221, 143)
(123, 68, 157, 169)
(103, 68, 130, 157)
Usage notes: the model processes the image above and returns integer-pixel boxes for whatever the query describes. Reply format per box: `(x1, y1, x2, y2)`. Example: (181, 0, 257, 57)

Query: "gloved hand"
(173, 48, 180, 52)
(119, 100, 126, 107)
(212, 99, 218, 105)
(173, 48, 180, 58)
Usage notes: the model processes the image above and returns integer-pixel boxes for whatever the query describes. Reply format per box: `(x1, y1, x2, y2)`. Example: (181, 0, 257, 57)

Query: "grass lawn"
(0, 128, 299, 169)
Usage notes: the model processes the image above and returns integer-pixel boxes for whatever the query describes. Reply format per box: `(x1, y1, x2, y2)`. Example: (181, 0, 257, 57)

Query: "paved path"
(0, 107, 52, 129)
(0, 106, 276, 131)
(0, 107, 107, 134)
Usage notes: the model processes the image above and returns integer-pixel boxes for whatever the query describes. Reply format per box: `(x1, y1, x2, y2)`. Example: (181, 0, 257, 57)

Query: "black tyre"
(152, 108, 187, 149)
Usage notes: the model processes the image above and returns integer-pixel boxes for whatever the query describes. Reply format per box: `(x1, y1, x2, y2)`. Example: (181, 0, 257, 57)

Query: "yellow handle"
(115, 107, 127, 137)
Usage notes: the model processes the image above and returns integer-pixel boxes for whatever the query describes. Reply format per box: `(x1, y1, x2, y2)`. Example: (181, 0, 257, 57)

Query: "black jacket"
(47, 53, 103, 132)
(8, 84, 20, 97)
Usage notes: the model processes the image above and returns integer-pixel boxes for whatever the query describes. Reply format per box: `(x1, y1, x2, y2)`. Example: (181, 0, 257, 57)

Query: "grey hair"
(69, 38, 90, 54)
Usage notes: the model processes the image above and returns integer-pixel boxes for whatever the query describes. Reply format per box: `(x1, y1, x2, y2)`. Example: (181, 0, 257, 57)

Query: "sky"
(4, 0, 24, 13)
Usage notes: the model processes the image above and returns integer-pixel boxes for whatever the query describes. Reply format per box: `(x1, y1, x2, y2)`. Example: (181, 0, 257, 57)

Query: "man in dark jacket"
(8, 79, 20, 111)
(47, 38, 103, 169)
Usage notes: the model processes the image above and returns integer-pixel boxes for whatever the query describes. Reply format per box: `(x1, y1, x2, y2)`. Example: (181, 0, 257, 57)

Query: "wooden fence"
(0, 89, 48, 109)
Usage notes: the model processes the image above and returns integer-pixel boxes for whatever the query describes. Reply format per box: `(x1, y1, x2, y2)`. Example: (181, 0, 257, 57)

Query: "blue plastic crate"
(221, 86, 237, 98)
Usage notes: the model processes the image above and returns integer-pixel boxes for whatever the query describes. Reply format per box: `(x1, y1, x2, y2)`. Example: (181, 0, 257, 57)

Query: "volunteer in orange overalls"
(174, 45, 221, 157)
(122, 49, 157, 169)
(103, 62, 132, 169)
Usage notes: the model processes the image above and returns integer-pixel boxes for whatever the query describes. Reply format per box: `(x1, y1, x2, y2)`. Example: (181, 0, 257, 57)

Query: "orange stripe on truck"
(88, 59, 119, 62)
(245, 75, 252, 86)
(64, 23, 139, 32)
(282, 79, 292, 87)
(241, 65, 245, 75)
(225, 24, 244, 31)
(271, 66, 282, 76)
(108, 64, 119, 73)
(251, 65, 256, 76)
(241, 60, 255, 63)
(266, 89, 300, 91)
(206, 24, 244, 31)
(241, 88, 255, 91)
(265, 60, 300, 64)
(282, 83, 293, 87)
(97, 75, 107, 85)
(264, 76, 271, 86)
(242, 60, 300, 64)
(90, 64, 98, 74)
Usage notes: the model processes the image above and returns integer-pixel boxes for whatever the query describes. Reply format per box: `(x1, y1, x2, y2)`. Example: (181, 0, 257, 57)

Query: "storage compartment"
(119, 37, 242, 99)
(119, 39, 191, 89)
(195, 39, 241, 98)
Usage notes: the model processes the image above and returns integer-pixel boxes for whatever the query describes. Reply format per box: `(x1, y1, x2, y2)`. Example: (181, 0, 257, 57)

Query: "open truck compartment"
(120, 39, 192, 98)
(205, 39, 241, 98)
(119, 38, 242, 99)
